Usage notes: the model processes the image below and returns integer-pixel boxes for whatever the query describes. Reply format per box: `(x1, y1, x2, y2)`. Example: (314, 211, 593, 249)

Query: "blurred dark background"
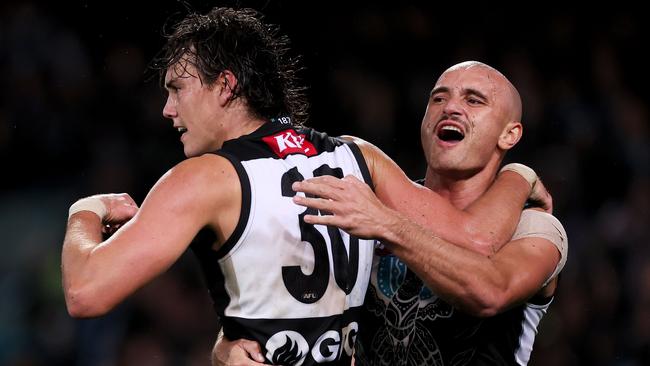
(0, 1, 647, 365)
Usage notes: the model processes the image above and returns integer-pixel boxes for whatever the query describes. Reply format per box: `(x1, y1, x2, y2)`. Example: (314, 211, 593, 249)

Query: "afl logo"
(266, 331, 309, 366)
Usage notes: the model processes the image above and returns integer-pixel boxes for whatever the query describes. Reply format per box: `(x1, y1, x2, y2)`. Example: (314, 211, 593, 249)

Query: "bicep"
(99, 180, 205, 279)
(492, 236, 561, 304)
(90, 157, 231, 296)
(510, 209, 568, 286)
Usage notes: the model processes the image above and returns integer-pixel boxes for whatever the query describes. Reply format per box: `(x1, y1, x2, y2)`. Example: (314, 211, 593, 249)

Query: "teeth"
(441, 125, 462, 133)
(177, 127, 187, 133)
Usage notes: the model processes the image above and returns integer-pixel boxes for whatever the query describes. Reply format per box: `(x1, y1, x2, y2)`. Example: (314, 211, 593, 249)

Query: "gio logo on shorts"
(265, 322, 359, 365)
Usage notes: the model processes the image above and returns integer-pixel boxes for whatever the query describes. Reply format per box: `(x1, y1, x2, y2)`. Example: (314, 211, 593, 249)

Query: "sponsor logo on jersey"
(266, 331, 309, 366)
(263, 129, 318, 158)
(265, 322, 358, 365)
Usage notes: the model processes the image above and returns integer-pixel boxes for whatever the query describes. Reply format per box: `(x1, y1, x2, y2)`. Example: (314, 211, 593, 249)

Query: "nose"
(162, 95, 177, 119)
(442, 96, 463, 116)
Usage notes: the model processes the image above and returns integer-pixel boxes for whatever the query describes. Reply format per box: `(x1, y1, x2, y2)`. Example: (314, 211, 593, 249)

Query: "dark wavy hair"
(150, 7, 308, 126)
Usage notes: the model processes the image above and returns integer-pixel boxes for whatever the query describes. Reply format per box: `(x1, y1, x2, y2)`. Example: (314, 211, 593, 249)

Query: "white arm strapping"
(512, 209, 568, 287)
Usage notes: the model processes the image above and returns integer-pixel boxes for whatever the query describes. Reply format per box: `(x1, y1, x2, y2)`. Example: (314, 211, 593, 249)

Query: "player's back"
(192, 118, 375, 365)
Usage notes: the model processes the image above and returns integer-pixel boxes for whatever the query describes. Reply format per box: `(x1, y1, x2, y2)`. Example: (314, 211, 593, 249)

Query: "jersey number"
(280, 165, 360, 304)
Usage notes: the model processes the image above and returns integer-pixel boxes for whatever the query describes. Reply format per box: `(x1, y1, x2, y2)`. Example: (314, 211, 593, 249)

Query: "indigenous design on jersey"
(356, 252, 453, 366)
(355, 248, 552, 366)
(191, 120, 375, 366)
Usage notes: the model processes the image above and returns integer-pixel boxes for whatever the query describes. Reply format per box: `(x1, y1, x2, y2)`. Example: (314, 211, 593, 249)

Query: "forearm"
(361, 140, 531, 255)
(380, 172, 530, 256)
(62, 212, 107, 317)
(462, 171, 531, 253)
(379, 210, 505, 316)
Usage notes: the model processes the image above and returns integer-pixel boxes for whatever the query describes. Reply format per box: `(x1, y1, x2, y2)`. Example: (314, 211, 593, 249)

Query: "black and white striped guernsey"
(191, 119, 375, 366)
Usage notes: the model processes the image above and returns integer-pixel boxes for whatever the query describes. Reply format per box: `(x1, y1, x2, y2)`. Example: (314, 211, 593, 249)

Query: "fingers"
(239, 340, 265, 363)
(100, 193, 139, 209)
(528, 178, 553, 214)
(292, 180, 342, 200)
(539, 180, 553, 214)
(303, 214, 340, 227)
(303, 175, 348, 188)
(292, 196, 336, 213)
(98, 193, 139, 223)
(212, 338, 266, 366)
(292, 174, 365, 200)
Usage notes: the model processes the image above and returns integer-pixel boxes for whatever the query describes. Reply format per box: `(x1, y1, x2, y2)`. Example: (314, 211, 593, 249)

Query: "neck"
(424, 158, 502, 209)
(221, 104, 266, 142)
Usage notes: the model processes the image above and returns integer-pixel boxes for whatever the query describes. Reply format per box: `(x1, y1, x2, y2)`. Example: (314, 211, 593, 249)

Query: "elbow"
(64, 286, 113, 318)
(457, 282, 509, 318)
(465, 302, 502, 318)
(466, 231, 499, 257)
(460, 216, 501, 256)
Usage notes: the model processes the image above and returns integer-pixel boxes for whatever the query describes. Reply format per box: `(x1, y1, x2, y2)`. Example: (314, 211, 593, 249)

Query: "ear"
(498, 121, 522, 151)
(215, 70, 239, 106)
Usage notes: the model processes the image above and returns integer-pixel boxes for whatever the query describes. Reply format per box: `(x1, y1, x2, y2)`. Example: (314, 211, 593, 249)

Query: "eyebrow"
(430, 86, 449, 96)
(430, 86, 488, 101)
(464, 88, 488, 101)
(164, 78, 179, 90)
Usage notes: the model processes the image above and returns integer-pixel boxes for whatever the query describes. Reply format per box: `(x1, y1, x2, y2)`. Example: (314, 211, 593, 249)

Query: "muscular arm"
(352, 137, 531, 254)
(295, 176, 565, 316)
(62, 155, 239, 317)
(291, 138, 562, 315)
(378, 207, 563, 316)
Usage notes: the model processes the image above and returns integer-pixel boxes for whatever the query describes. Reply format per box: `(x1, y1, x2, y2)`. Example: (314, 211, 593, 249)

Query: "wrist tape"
(500, 163, 538, 189)
(68, 197, 107, 220)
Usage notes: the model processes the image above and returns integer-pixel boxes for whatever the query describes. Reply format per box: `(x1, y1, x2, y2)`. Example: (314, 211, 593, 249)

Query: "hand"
(529, 178, 553, 214)
(212, 333, 266, 366)
(92, 193, 139, 234)
(292, 175, 396, 240)
(95, 193, 139, 223)
(69, 193, 138, 235)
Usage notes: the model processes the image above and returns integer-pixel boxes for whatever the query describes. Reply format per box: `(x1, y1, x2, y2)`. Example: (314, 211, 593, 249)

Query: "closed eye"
(165, 80, 181, 93)
(430, 94, 446, 103)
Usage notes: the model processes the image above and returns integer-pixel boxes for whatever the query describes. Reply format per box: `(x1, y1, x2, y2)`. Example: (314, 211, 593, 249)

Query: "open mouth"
(437, 125, 465, 142)
(177, 127, 188, 134)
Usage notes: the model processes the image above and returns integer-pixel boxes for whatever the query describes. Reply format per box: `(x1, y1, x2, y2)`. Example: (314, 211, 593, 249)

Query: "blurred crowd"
(0, 1, 647, 365)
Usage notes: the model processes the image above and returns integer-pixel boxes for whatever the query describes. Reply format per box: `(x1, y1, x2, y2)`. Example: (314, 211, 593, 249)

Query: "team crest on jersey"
(263, 129, 318, 158)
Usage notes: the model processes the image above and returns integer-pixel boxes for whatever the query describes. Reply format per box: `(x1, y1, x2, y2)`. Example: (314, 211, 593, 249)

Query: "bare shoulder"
(340, 135, 376, 155)
(147, 154, 240, 211)
(339, 135, 386, 178)
(168, 153, 237, 181)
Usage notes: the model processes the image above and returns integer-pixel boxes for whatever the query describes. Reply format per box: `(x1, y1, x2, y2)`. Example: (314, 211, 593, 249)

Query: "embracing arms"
(292, 138, 565, 316)
(297, 137, 550, 255)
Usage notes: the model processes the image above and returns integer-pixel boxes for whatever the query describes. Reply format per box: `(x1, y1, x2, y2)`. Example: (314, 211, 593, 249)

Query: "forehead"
(164, 60, 199, 83)
(434, 67, 502, 98)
